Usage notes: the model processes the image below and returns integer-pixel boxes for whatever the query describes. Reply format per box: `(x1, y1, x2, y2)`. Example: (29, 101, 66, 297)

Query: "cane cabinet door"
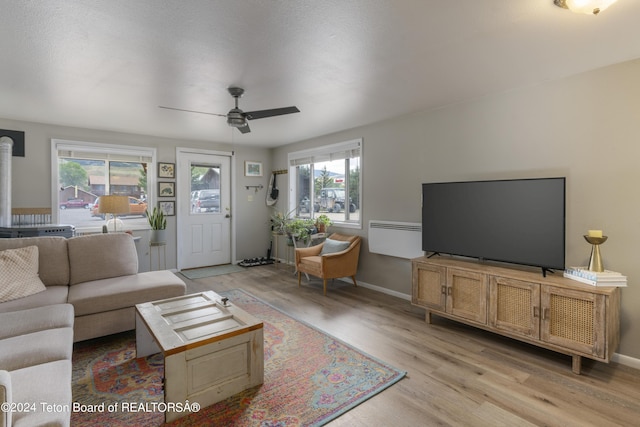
(489, 276, 540, 340)
(412, 262, 446, 312)
(446, 268, 488, 325)
(541, 285, 606, 358)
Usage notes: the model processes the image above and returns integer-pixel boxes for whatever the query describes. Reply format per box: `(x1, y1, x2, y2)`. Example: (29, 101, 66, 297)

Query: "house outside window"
(288, 139, 362, 228)
(52, 139, 156, 232)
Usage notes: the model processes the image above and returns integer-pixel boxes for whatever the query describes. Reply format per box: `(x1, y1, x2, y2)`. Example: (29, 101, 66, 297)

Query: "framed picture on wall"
(159, 200, 175, 216)
(158, 162, 175, 178)
(245, 161, 262, 177)
(158, 181, 175, 197)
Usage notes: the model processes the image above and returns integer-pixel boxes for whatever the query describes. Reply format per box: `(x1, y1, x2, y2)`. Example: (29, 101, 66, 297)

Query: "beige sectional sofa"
(0, 304, 75, 427)
(0, 233, 186, 427)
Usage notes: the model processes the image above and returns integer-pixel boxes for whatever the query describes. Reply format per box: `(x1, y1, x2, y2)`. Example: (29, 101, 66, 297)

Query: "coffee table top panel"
(136, 291, 263, 355)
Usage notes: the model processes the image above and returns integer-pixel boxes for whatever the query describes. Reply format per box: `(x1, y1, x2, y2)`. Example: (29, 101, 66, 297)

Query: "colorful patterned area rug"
(71, 289, 406, 426)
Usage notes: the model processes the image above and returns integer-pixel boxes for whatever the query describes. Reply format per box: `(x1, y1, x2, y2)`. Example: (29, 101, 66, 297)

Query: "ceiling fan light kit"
(554, 0, 619, 15)
(160, 86, 300, 134)
(227, 110, 247, 127)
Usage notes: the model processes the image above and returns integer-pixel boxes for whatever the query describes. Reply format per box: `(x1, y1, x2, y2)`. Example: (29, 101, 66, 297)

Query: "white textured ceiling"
(1, 0, 640, 148)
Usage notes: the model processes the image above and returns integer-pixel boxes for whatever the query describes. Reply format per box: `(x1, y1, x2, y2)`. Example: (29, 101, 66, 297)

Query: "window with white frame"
(288, 139, 362, 227)
(52, 139, 156, 232)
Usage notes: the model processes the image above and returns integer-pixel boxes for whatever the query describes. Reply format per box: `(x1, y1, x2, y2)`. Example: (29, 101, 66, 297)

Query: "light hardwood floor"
(179, 265, 640, 427)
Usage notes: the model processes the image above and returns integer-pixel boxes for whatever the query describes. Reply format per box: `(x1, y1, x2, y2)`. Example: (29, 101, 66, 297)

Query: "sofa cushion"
(320, 238, 351, 255)
(10, 360, 71, 427)
(0, 370, 11, 427)
(0, 286, 69, 313)
(67, 233, 139, 285)
(0, 236, 70, 286)
(0, 328, 73, 371)
(68, 270, 186, 316)
(0, 246, 46, 303)
(0, 303, 74, 339)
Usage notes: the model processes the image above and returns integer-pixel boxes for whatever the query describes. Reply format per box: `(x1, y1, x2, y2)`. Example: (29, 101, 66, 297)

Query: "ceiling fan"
(159, 87, 300, 134)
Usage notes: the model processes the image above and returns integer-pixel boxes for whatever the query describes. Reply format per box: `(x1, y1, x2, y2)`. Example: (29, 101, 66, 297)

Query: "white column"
(0, 136, 14, 228)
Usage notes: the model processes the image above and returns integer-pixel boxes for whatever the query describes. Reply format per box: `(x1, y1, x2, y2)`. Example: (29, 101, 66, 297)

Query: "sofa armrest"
(0, 370, 12, 427)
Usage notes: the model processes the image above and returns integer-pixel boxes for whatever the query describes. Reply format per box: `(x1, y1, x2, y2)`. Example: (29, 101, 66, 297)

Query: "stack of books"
(563, 267, 627, 287)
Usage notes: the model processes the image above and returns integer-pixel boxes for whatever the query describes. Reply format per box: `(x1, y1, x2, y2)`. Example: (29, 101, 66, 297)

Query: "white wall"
(0, 118, 273, 268)
(274, 58, 640, 360)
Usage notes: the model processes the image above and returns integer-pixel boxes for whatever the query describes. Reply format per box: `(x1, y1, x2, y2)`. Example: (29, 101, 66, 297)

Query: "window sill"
(74, 226, 151, 236)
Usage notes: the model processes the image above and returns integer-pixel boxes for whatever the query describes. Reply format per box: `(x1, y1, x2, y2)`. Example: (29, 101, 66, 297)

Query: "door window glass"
(190, 164, 221, 214)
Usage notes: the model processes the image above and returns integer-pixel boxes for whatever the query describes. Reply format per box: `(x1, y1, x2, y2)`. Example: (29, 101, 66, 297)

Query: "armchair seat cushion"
(299, 256, 323, 276)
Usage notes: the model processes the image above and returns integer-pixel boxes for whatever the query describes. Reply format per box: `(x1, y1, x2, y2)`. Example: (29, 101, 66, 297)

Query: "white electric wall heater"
(368, 220, 423, 259)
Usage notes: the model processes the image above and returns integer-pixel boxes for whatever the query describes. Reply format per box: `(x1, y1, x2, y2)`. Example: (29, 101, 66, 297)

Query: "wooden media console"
(411, 256, 621, 374)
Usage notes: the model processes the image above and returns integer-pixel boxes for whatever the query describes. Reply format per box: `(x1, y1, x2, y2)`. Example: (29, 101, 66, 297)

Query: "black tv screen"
(422, 178, 566, 271)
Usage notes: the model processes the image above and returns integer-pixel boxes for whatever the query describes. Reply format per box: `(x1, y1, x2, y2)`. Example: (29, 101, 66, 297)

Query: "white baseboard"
(349, 278, 411, 301)
(611, 352, 640, 370)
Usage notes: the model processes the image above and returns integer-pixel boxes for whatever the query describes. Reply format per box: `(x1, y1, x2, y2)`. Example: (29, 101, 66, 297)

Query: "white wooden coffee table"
(135, 291, 264, 422)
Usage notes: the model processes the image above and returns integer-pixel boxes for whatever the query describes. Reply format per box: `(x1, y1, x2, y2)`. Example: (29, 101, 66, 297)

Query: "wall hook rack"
(245, 184, 264, 193)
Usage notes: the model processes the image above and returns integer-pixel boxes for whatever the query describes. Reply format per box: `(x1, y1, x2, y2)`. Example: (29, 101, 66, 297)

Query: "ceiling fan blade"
(244, 106, 300, 120)
(238, 123, 251, 134)
(158, 105, 227, 117)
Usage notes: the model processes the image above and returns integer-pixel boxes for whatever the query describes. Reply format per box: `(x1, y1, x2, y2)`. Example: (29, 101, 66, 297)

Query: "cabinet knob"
(441, 285, 446, 295)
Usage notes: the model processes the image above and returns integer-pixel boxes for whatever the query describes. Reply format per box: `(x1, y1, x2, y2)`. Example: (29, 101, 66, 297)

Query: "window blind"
(54, 140, 154, 163)
(288, 139, 361, 166)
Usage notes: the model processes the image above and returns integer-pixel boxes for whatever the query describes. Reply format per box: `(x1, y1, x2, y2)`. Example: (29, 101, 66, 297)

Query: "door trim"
(175, 147, 236, 270)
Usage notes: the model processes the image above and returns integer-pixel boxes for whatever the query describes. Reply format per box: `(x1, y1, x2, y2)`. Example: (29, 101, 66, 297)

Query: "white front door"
(177, 149, 232, 270)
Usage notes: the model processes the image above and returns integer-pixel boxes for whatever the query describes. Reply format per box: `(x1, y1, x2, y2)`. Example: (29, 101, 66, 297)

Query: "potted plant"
(285, 218, 317, 246)
(270, 207, 297, 235)
(146, 207, 167, 243)
(285, 219, 306, 246)
(315, 214, 333, 233)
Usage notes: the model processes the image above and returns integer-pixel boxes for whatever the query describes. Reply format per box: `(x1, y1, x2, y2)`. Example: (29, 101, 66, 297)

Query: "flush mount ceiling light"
(554, 0, 619, 15)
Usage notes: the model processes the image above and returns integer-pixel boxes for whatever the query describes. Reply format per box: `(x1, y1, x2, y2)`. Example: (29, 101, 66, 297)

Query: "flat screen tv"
(422, 177, 566, 273)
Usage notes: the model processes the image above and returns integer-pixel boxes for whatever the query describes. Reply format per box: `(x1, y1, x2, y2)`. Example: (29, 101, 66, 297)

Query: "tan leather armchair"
(295, 233, 362, 295)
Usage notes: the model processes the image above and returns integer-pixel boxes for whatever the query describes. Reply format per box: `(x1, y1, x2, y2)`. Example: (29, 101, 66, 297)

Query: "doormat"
(71, 289, 406, 427)
(179, 264, 246, 279)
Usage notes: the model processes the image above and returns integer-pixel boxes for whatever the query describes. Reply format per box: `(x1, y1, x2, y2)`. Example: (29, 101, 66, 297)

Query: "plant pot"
(150, 229, 167, 244)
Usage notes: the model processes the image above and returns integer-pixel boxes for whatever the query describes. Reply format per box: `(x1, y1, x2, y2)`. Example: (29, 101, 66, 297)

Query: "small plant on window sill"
(315, 214, 333, 233)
